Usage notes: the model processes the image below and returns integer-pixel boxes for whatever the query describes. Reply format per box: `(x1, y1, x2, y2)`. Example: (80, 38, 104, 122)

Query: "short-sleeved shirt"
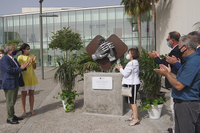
(174, 47, 200, 70)
(172, 52, 200, 100)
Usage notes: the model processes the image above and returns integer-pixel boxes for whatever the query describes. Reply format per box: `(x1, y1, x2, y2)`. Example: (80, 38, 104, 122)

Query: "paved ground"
(0, 67, 173, 133)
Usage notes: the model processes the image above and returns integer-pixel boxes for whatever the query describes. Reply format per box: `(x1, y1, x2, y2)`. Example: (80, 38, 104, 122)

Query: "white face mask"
(126, 54, 130, 60)
(0, 54, 4, 57)
(26, 49, 31, 54)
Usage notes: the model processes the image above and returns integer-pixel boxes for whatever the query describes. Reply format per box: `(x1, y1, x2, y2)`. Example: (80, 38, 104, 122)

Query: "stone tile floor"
(0, 67, 172, 133)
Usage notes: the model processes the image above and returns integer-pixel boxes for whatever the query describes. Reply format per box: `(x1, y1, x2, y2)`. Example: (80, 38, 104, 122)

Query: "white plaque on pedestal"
(92, 77, 112, 89)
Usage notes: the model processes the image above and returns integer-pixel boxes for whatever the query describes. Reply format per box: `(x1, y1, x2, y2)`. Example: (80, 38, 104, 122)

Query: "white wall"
(156, 0, 200, 55)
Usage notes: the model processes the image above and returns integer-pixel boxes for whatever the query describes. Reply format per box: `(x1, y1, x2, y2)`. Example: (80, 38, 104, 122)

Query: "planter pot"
(62, 98, 76, 110)
(147, 104, 163, 119)
(138, 90, 151, 100)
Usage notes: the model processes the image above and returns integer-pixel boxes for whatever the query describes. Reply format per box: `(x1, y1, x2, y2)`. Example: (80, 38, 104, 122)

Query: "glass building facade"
(0, 6, 153, 67)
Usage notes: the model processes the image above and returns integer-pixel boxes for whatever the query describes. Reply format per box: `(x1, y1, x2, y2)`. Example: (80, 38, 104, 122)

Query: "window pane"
(47, 13, 53, 42)
(4, 17, 7, 43)
(33, 14, 39, 42)
(69, 11, 75, 32)
(13, 16, 21, 41)
(61, 11, 68, 29)
(84, 10, 91, 39)
(116, 8, 123, 39)
(124, 13, 132, 39)
(0, 17, 4, 44)
(76, 10, 83, 37)
(133, 38, 139, 47)
(108, 8, 115, 37)
(7, 16, 14, 42)
(43, 41, 48, 67)
(20, 15, 27, 43)
(91, 9, 99, 39)
(43, 13, 47, 42)
(33, 42, 40, 66)
(54, 12, 61, 31)
(125, 38, 133, 49)
(27, 15, 33, 43)
(100, 9, 107, 38)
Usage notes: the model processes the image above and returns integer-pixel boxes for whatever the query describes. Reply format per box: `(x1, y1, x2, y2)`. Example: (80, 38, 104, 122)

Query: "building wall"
(0, 17, 3, 46)
(2, 6, 153, 67)
(22, 7, 80, 14)
(156, 0, 200, 55)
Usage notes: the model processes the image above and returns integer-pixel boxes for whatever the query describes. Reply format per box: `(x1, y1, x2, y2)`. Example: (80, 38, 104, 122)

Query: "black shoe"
(7, 119, 19, 124)
(14, 115, 23, 121)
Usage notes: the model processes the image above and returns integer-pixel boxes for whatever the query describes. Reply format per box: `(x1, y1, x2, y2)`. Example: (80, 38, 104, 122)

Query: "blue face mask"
(167, 41, 171, 48)
(12, 50, 18, 56)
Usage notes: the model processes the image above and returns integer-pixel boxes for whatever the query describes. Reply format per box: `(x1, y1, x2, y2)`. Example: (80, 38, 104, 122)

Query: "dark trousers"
(195, 114, 200, 133)
(4, 87, 19, 120)
(174, 102, 200, 133)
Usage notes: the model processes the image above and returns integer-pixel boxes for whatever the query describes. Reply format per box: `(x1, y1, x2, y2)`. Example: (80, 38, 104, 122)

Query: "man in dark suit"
(0, 45, 29, 124)
(148, 31, 181, 133)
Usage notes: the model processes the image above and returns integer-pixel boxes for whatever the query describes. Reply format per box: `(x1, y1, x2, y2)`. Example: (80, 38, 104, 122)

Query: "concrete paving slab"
(0, 67, 173, 133)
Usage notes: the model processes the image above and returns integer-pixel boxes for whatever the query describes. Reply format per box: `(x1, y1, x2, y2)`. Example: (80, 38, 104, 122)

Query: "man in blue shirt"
(166, 31, 200, 133)
(154, 35, 200, 133)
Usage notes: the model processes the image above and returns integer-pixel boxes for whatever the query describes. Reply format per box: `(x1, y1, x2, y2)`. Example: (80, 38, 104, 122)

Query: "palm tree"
(121, 0, 151, 51)
(151, 0, 160, 51)
(193, 22, 200, 31)
(126, 12, 151, 50)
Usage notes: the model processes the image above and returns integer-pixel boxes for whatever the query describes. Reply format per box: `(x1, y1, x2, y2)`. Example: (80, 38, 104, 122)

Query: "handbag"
(121, 85, 132, 97)
(121, 61, 134, 97)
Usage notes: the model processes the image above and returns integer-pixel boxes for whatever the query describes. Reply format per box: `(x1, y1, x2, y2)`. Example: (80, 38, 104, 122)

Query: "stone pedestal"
(84, 72, 129, 116)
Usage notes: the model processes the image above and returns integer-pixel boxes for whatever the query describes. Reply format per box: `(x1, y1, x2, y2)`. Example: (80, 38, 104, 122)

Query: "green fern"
(138, 48, 162, 99)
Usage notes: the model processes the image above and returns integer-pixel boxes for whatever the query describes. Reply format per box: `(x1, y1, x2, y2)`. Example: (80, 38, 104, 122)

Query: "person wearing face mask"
(165, 31, 200, 133)
(17, 43, 39, 117)
(154, 35, 200, 133)
(166, 31, 200, 70)
(115, 47, 140, 126)
(0, 45, 29, 124)
(148, 31, 181, 133)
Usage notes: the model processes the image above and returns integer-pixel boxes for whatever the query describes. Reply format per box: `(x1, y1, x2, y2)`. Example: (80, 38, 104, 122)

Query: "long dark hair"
(18, 43, 30, 54)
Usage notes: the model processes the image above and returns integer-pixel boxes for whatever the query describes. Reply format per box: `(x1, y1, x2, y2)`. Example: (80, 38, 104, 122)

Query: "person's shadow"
(156, 0, 173, 52)
(34, 93, 84, 115)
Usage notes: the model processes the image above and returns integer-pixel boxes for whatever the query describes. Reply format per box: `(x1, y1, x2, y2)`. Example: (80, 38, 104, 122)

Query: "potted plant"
(139, 96, 166, 119)
(137, 48, 166, 119)
(53, 56, 79, 112)
(49, 26, 83, 112)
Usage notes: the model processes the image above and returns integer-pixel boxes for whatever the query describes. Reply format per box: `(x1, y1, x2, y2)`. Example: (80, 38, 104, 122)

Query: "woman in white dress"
(115, 47, 140, 126)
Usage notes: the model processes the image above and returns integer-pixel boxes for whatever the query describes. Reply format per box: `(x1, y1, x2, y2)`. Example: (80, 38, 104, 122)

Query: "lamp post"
(39, 0, 58, 79)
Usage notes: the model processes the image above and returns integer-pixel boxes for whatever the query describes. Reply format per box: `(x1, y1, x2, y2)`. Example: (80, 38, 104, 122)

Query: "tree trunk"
(137, 13, 141, 52)
(146, 20, 149, 50)
(151, 0, 155, 51)
(66, 50, 68, 61)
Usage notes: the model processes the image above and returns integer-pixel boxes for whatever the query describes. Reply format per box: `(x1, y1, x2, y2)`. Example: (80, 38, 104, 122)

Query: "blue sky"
(0, 0, 122, 15)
